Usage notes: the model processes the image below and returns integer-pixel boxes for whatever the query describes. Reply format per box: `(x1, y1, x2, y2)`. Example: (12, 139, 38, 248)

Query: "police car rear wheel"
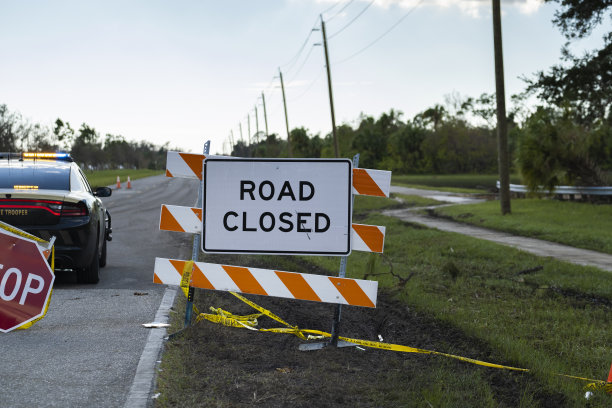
(99, 239, 107, 268)
(78, 239, 100, 284)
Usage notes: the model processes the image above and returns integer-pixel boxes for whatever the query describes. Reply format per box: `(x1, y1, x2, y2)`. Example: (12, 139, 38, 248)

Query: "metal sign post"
(184, 140, 210, 328)
(330, 153, 359, 346)
(298, 154, 360, 351)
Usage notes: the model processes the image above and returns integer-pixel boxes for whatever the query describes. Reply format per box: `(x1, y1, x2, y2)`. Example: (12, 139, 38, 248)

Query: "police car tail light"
(0, 199, 63, 216)
(60, 201, 88, 217)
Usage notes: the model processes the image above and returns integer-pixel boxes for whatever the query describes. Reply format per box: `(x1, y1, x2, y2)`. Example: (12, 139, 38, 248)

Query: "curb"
(124, 287, 177, 408)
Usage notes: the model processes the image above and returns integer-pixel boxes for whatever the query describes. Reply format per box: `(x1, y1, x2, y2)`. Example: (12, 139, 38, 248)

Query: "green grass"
(353, 194, 399, 213)
(84, 168, 163, 188)
(392, 174, 523, 193)
(154, 190, 612, 407)
(430, 198, 612, 254)
(301, 212, 612, 407)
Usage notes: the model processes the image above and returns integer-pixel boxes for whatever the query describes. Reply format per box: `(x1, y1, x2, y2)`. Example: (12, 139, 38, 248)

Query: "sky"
(0, 0, 608, 155)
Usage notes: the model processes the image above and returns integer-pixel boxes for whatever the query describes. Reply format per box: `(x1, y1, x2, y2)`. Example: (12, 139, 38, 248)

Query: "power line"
(280, 17, 319, 72)
(263, 76, 276, 92)
(288, 70, 325, 103)
(233, 1, 370, 146)
(326, 0, 355, 22)
(329, 0, 375, 40)
(288, 44, 317, 83)
(335, 0, 424, 65)
(321, 1, 342, 18)
(254, 75, 277, 109)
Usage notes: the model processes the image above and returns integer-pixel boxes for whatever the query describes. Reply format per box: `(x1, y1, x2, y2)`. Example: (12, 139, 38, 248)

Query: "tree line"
(0, 106, 169, 170)
(232, 92, 611, 188)
(234, 99, 502, 174)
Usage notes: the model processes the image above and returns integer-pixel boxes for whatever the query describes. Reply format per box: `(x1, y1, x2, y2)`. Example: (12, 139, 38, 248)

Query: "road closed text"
(222, 180, 330, 233)
(202, 159, 352, 255)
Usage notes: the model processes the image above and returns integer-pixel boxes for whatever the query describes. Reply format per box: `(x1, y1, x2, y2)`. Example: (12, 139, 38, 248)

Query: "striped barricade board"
(164, 151, 226, 179)
(165, 151, 392, 197)
(159, 204, 386, 253)
(154, 257, 377, 308)
(351, 168, 391, 198)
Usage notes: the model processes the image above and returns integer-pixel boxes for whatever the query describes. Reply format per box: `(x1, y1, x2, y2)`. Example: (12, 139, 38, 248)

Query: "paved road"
(0, 175, 197, 408)
(387, 185, 612, 272)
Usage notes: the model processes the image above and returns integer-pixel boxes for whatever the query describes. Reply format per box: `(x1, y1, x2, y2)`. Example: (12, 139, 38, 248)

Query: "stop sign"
(0, 230, 54, 333)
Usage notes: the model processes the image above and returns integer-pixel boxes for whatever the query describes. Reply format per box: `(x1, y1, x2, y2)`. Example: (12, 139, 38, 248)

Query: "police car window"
(77, 169, 93, 193)
(0, 165, 70, 190)
(70, 167, 87, 192)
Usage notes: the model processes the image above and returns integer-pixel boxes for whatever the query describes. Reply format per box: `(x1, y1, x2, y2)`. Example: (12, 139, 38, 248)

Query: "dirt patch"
(157, 284, 565, 407)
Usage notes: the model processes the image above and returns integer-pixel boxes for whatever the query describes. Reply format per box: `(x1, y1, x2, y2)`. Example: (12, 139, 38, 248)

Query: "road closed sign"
(202, 158, 352, 255)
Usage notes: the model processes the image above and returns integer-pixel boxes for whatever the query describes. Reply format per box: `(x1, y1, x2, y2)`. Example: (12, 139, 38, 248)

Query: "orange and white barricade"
(159, 204, 386, 254)
(164, 151, 391, 197)
(154, 258, 377, 308)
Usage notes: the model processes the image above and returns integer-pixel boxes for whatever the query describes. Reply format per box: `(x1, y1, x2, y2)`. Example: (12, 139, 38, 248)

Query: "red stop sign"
(0, 230, 54, 333)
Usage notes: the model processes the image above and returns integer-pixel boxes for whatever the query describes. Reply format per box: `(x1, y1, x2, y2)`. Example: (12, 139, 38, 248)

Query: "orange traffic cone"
(116, 176, 121, 189)
(127, 176, 132, 189)
(607, 362, 612, 394)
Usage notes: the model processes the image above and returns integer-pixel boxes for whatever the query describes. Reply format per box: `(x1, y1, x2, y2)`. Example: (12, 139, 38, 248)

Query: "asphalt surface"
(0, 175, 197, 408)
(387, 185, 612, 273)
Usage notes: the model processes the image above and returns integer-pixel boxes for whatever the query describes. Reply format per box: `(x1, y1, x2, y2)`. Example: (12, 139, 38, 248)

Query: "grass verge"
(300, 213, 612, 407)
(84, 168, 163, 188)
(429, 198, 612, 255)
(154, 191, 612, 407)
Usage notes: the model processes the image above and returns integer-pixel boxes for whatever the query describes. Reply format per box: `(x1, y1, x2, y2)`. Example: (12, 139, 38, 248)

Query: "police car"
(0, 152, 112, 283)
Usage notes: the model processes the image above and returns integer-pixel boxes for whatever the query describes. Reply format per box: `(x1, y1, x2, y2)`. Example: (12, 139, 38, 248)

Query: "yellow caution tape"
(180, 260, 201, 316)
(196, 306, 265, 330)
(181, 286, 609, 391)
(584, 381, 612, 394)
(207, 306, 262, 323)
(180, 260, 193, 291)
(228, 292, 308, 340)
(0, 220, 49, 244)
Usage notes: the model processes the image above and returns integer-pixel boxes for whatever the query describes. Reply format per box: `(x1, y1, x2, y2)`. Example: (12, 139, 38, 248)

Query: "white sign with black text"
(202, 158, 352, 255)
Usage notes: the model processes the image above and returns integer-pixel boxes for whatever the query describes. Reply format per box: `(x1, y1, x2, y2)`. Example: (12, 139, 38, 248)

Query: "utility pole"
(229, 130, 235, 155)
(247, 114, 251, 145)
(254, 105, 260, 142)
(279, 68, 292, 157)
(492, 0, 511, 215)
(261, 92, 269, 138)
(321, 15, 339, 158)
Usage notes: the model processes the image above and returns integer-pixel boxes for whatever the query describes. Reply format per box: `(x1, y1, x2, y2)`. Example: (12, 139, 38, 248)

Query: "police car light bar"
(21, 152, 73, 161)
(0, 152, 22, 160)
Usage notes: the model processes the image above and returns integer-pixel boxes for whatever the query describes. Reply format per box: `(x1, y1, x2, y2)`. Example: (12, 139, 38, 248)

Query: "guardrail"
(496, 182, 612, 196)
